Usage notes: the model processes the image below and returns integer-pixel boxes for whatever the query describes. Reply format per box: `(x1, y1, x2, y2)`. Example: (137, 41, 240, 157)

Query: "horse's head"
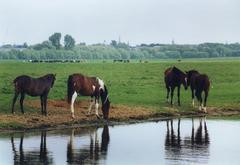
(47, 74, 56, 87)
(100, 85, 110, 120)
(182, 74, 188, 90)
(173, 67, 188, 90)
(185, 71, 191, 86)
(186, 70, 199, 86)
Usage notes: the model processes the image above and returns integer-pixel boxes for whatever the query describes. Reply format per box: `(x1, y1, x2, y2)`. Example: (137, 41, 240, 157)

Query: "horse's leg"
(71, 91, 78, 118)
(191, 88, 195, 107)
(43, 95, 48, 116)
(170, 86, 175, 106)
(87, 96, 94, 115)
(11, 91, 19, 114)
(195, 89, 202, 111)
(95, 96, 100, 118)
(203, 90, 208, 113)
(166, 86, 170, 103)
(40, 95, 44, 115)
(19, 93, 25, 114)
(199, 91, 203, 111)
(177, 86, 181, 106)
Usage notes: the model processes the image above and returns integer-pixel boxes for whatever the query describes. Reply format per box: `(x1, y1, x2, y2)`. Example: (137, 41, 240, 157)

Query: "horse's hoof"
(202, 107, 207, 113)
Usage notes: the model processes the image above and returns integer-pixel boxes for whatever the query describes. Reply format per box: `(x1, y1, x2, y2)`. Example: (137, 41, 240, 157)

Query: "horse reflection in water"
(67, 125, 110, 164)
(165, 118, 209, 164)
(11, 131, 53, 164)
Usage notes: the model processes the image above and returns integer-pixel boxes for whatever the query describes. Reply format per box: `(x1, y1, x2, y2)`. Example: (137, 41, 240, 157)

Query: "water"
(0, 118, 240, 165)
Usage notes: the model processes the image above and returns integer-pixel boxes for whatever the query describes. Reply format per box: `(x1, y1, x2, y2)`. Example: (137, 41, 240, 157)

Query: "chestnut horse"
(186, 70, 210, 112)
(67, 73, 110, 120)
(164, 66, 188, 106)
(12, 74, 56, 115)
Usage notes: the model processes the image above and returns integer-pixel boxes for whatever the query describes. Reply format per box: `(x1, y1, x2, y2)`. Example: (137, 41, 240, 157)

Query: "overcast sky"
(0, 0, 239, 45)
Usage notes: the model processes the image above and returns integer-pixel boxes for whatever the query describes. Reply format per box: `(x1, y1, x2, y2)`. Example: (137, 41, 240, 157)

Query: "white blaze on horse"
(67, 73, 110, 120)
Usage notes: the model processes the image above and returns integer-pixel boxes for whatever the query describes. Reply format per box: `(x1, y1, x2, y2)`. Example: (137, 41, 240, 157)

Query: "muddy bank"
(0, 100, 240, 131)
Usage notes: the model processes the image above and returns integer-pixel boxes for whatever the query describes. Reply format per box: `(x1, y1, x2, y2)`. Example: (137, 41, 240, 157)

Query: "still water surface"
(0, 118, 240, 165)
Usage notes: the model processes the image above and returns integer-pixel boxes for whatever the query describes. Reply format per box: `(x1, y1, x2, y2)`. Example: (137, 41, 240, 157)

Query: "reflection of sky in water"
(0, 119, 240, 165)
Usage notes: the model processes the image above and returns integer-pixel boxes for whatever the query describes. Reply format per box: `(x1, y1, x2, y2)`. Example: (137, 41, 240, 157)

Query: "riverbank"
(1, 99, 240, 131)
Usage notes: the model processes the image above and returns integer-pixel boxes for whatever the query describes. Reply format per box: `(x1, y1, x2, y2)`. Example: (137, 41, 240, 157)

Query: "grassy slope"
(0, 59, 240, 114)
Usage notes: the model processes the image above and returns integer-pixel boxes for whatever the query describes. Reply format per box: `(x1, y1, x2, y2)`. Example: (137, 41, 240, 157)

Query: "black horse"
(164, 66, 188, 106)
(186, 70, 210, 112)
(12, 74, 56, 115)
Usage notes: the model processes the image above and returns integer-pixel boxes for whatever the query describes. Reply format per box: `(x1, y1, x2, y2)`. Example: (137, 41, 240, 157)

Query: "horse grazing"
(186, 70, 210, 112)
(164, 66, 188, 106)
(12, 74, 56, 115)
(67, 73, 110, 120)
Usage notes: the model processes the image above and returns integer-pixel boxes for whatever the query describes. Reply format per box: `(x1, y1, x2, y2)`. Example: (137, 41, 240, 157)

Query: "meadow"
(0, 59, 240, 115)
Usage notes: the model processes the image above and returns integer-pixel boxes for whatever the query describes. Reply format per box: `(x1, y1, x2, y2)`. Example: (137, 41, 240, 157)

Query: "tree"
(64, 34, 75, 50)
(110, 40, 117, 47)
(49, 33, 61, 49)
(23, 42, 28, 48)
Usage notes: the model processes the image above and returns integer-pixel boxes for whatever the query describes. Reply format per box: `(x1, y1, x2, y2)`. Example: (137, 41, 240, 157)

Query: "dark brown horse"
(186, 70, 210, 112)
(164, 66, 188, 106)
(67, 73, 110, 120)
(12, 74, 56, 115)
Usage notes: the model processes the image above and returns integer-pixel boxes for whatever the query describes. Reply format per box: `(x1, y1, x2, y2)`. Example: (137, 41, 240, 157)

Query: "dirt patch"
(1, 100, 240, 131)
(0, 100, 155, 130)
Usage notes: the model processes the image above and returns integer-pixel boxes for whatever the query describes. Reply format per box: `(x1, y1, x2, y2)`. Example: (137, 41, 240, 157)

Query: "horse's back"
(14, 75, 31, 88)
(68, 73, 97, 96)
(164, 67, 172, 77)
(196, 74, 210, 91)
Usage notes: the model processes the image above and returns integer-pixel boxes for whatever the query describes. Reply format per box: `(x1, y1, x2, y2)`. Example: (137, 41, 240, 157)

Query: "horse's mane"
(186, 70, 200, 77)
(172, 66, 186, 76)
(41, 74, 55, 79)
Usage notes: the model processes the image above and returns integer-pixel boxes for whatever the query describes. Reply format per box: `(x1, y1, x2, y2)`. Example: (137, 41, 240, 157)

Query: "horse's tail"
(67, 75, 75, 103)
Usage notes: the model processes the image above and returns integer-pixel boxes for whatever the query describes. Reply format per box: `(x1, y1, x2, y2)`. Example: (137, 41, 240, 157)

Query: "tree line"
(0, 33, 240, 60)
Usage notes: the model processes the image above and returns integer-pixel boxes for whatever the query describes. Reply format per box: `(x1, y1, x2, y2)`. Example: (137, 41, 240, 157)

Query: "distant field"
(0, 59, 240, 114)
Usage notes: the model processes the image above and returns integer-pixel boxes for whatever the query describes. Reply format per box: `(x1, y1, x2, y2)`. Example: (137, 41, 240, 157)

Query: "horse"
(67, 73, 110, 120)
(186, 70, 210, 112)
(164, 66, 188, 106)
(12, 74, 56, 115)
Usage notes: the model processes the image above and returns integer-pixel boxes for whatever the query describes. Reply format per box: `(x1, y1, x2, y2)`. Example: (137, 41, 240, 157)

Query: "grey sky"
(0, 0, 239, 45)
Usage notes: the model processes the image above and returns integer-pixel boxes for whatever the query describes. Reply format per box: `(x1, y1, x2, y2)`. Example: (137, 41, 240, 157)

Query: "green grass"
(1, 59, 240, 114)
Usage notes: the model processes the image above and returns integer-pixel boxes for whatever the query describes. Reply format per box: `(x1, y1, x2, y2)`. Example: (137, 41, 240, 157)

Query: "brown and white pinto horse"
(164, 66, 188, 106)
(67, 73, 110, 120)
(186, 70, 210, 112)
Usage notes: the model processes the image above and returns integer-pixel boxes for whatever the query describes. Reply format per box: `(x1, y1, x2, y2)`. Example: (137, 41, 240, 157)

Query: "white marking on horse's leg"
(95, 102, 99, 116)
(192, 99, 195, 107)
(71, 92, 77, 118)
(167, 98, 170, 103)
(199, 105, 202, 111)
(203, 107, 207, 113)
(88, 100, 94, 115)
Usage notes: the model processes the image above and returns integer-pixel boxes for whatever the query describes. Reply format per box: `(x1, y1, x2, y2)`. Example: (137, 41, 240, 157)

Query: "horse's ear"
(54, 73, 56, 77)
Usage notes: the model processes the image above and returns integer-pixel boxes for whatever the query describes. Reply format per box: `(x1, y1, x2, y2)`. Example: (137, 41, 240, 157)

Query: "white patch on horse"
(71, 91, 78, 118)
(203, 107, 207, 113)
(192, 99, 195, 107)
(95, 102, 99, 116)
(97, 77, 105, 91)
(92, 85, 96, 91)
(184, 77, 187, 84)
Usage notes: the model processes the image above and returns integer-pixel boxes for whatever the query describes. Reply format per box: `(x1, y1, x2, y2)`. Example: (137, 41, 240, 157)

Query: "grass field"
(0, 59, 240, 114)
